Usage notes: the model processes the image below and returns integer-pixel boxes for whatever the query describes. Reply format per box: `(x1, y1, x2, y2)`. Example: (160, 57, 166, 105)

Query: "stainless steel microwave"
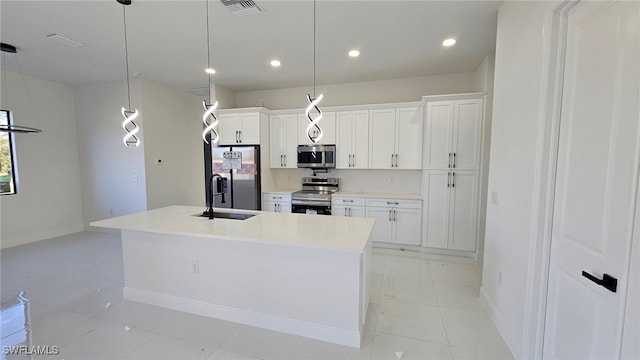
(297, 145, 336, 169)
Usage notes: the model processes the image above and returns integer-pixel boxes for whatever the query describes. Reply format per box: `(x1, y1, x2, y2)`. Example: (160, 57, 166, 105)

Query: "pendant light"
(0, 43, 42, 134)
(202, 0, 219, 145)
(117, 0, 140, 147)
(305, 0, 323, 144)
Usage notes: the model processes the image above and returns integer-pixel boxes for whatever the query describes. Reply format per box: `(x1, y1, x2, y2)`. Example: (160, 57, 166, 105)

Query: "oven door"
(291, 202, 332, 215)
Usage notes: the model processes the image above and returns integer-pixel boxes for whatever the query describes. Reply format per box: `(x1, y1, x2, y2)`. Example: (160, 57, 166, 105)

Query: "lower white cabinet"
(332, 196, 366, 217)
(365, 199, 422, 246)
(423, 171, 478, 251)
(262, 192, 292, 213)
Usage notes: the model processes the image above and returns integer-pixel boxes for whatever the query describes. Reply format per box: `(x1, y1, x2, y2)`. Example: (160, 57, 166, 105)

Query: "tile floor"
(1, 232, 513, 360)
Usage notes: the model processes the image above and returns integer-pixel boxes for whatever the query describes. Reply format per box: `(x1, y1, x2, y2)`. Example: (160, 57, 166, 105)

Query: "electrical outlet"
(491, 191, 498, 205)
(192, 260, 200, 274)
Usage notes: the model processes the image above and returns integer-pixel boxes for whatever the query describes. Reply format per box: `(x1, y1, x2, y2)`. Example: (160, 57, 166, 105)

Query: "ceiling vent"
(220, 0, 262, 16)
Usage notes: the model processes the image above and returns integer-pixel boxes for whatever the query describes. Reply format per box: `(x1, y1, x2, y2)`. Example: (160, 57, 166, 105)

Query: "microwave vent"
(220, 0, 262, 16)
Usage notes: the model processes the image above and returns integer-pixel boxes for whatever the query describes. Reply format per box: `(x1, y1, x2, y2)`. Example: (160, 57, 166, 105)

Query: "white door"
(424, 101, 454, 169)
(218, 113, 239, 145)
(452, 99, 482, 170)
(238, 112, 261, 144)
(366, 207, 393, 243)
(393, 208, 421, 246)
(423, 171, 450, 249)
(352, 110, 369, 169)
(395, 107, 423, 169)
(448, 171, 478, 251)
(269, 115, 285, 168)
(336, 112, 353, 169)
(369, 109, 396, 169)
(543, 2, 640, 358)
(283, 115, 298, 168)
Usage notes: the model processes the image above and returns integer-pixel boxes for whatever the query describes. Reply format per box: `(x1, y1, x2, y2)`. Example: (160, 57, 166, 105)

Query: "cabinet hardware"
(274, 196, 282, 200)
(239, 130, 242, 143)
(449, 153, 452, 168)
(235, 130, 239, 143)
(388, 210, 392, 221)
(344, 208, 347, 216)
(343, 199, 354, 203)
(447, 172, 451, 187)
(393, 209, 397, 221)
(386, 201, 399, 205)
(391, 154, 394, 168)
(280, 154, 283, 167)
(452, 172, 455, 187)
(349, 208, 352, 217)
(453, 153, 456, 168)
(284, 154, 287, 166)
(395, 154, 399, 168)
(582, 271, 617, 292)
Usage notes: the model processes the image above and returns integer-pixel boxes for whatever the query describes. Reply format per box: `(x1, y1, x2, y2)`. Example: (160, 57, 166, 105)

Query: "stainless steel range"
(291, 177, 339, 215)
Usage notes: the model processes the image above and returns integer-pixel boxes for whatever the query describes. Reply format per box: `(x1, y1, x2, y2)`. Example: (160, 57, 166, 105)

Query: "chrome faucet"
(207, 173, 226, 219)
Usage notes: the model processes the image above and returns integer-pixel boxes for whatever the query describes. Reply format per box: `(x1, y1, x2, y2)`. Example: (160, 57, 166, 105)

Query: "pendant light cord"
(313, 0, 316, 98)
(122, 5, 132, 111)
(206, 0, 211, 103)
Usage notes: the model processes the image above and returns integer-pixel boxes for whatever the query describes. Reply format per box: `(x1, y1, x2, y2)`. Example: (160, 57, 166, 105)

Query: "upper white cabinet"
(369, 107, 423, 169)
(424, 98, 483, 170)
(423, 170, 478, 251)
(269, 114, 298, 168)
(298, 112, 336, 145)
(218, 110, 264, 145)
(336, 110, 369, 169)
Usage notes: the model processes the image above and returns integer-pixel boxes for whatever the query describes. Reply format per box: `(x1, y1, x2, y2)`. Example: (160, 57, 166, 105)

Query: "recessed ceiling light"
(442, 38, 456, 47)
(270, 60, 281, 67)
(348, 50, 360, 57)
(46, 33, 84, 48)
(205, 68, 216, 74)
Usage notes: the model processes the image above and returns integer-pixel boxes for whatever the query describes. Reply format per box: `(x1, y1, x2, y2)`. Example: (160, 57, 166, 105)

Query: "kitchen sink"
(197, 211, 256, 220)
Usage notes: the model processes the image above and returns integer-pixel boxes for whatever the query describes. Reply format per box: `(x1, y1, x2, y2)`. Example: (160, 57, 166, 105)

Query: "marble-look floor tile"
(376, 298, 448, 344)
(371, 332, 453, 360)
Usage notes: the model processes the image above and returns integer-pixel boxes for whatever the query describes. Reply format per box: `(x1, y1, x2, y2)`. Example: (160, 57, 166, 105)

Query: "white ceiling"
(0, 0, 501, 95)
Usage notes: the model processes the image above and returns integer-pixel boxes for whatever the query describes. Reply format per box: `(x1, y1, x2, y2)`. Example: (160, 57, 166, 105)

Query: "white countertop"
(90, 206, 374, 253)
(263, 189, 299, 194)
(333, 191, 422, 200)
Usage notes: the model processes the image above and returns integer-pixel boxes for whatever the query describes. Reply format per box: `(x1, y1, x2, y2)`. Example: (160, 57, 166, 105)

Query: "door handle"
(395, 154, 399, 168)
(391, 154, 394, 168)
(453, 153, 456, 168)
(238, 130, 242, 143)
(280, 154, 283, 167)
(235, 130, 239, 143)
(448, 153, 452, 168)
(582, 271, 617, 292)
(352, 154, 356, 167)
(447, 172, 451, 187)
(284, 154, 287, 166)
(388, 210, 392, 221)
(452, 172, 455, 188)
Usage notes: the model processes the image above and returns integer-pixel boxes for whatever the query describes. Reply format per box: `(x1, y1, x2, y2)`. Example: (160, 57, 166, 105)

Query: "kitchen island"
(91, 205, 374, 348)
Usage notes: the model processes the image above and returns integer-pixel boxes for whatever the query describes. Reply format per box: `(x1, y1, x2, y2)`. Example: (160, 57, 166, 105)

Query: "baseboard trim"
(479, 287, 517, 358)
(0, 225, 84, 249)
(123, 287, 362, 348)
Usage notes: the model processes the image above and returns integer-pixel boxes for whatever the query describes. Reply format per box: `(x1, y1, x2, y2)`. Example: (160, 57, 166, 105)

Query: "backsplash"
(273, 168, 422, 194)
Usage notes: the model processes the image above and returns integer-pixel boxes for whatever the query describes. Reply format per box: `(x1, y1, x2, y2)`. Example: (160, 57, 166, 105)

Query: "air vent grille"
(220, 0, 261, 16)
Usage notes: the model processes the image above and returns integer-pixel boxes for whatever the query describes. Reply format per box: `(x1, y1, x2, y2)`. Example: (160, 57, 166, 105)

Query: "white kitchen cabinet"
(298, 112, 336, 145)
(336, 110, 369, 169)
(269, 114, 298, 168)
(423, 170, 478, 251)
(369, 107, 423, 169)
(218, 111, 263, 145)
(332, 196, 366, 217)
(262, 192, 292, 213)
(424, 98, 483, 170)
(365, 198, 422, 246)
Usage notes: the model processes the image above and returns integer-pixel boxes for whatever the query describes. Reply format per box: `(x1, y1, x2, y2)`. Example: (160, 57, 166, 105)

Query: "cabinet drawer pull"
(386, 201, 399, 205)
(273, 196, 282, 199)
(343, 199, 354, 203)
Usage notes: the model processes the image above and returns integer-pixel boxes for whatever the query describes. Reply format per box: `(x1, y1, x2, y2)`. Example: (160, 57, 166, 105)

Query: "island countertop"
(90, 205, 374, 253)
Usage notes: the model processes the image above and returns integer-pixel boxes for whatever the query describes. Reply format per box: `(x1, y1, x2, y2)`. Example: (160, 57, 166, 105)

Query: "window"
(0, 109, 17, 195)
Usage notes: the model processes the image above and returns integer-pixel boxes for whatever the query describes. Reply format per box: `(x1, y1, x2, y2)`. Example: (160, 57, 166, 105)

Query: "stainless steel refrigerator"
(211, 146, 261, 210)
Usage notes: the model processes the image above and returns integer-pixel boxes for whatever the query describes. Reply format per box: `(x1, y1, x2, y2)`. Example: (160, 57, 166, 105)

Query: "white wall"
(214, 84, 237, 109)
(141, 80, 205, 210)
(481, 2, 554, 357)
(236, 73, 477, 110)
(75, 80, 147, 227)
(0, 72, 84, 248)
(474, 54, 495, 255)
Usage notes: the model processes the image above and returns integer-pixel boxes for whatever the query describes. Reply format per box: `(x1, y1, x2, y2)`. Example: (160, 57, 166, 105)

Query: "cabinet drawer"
(263, 193, 292, 202)
(366, 198, 421, 209)
(331, 197, 366, 207)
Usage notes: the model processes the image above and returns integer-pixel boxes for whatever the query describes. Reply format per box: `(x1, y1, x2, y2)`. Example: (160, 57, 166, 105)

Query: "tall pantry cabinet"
(422, 94, 484, 252)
